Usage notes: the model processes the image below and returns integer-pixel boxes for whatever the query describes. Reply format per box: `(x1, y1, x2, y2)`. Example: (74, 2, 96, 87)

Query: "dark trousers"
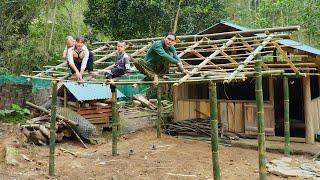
(69, 51, 94, 74)
(133, 59, 169, 80)
(105, 67, 126, 92)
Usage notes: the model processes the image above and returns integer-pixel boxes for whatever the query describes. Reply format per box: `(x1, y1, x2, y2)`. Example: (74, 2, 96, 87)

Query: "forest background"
(0, 0, 319, 74)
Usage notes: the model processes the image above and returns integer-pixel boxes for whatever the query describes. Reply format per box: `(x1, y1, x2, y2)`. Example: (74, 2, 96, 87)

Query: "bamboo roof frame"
(26, 25, 320, 86)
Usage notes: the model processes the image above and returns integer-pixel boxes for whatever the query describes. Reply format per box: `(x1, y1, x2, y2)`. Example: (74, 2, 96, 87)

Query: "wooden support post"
(49, 81, 57, 176)
(283, 77, 290, 156)
(255, 61, 266, 180)
(209, 81, 221, 180)
(111, 91, 118, 156)
(303, 76, 314, 144)
(157, 85, 162, 138)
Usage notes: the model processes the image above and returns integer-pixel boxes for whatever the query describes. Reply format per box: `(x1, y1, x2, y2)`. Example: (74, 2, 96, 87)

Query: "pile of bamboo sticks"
(164, 119, 221, 137)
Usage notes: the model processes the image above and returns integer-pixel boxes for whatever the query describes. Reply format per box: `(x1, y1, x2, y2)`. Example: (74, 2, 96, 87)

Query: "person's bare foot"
(162, 75, 169, 79)
(153, 75, 159, 86)
(106, 79, 115, 85)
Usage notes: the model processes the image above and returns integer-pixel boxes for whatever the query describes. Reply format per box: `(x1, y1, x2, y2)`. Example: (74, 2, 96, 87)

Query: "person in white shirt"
(65, 36, 94, 80)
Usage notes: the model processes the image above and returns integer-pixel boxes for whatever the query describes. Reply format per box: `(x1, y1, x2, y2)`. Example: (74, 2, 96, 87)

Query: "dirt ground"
(0, 122, 310, 180)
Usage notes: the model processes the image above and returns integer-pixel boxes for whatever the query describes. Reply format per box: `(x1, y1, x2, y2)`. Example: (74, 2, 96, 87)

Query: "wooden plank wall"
(174, 99, 274, 135)
(311, 97, 320, 132)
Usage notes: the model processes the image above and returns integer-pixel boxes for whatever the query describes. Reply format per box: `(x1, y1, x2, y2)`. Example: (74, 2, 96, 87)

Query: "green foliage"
(0, 0, 89, 74)
(225, 0, 320, 48)
(0, 104, 31, 124)
(84, 0, 227, 40)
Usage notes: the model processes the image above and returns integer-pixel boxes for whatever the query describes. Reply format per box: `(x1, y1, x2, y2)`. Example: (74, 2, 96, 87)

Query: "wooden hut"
(173, 21, 320, 143)
(57, 82, 125, 127)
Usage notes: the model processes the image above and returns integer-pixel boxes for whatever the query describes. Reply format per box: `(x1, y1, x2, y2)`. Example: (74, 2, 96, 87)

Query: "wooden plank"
(244, 103, 275, 136)
(82, 112, 112, 119)
(173, 85, 178, 121)
(219, 102, 228, 131)
(244, 103, 255, 135)
(177, 100, 184, 121)
(199, 101, 210, 119)
(183, 100, 190, 121)
(227, 103, 235, 132)
(234, 103, 244, 133)
(318, 99, 320, 130)
(78, 109, 111, 115)
(189, 101, 197, 120)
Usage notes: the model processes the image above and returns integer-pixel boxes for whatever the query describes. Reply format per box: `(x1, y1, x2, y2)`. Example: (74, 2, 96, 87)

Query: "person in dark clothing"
(133, 32, 187, 85)
(103, 41, 131, 92)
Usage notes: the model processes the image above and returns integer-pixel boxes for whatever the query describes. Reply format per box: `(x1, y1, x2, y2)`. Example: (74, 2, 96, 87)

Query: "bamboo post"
(255, 61, 267, 180)
(111, 91, 118, 156)
(283, 77, 290, 155)
(303, 76, 314, 144)
(157, 85, 162, 138)
(209, 81, 221, 180)
(49, 81, 57, 176)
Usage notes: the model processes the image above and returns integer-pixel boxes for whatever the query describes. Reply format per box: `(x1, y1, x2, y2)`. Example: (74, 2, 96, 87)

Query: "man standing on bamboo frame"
(133, 32, 188, 85)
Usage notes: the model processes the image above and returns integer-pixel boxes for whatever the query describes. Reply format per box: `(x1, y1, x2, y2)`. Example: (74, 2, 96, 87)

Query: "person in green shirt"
(133, 32, 187, 85)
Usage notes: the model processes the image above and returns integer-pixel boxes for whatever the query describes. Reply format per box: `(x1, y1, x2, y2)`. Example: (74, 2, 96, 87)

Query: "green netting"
(0, 75, 51, 92)
(117, 73, 149, 97)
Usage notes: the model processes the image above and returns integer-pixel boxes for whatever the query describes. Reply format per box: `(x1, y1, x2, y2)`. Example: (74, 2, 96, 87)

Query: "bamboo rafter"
(27, 25, 320, 85)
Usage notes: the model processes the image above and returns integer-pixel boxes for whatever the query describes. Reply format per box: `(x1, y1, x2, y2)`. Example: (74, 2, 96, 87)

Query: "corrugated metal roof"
(61, 82, 125, 101)
(278, 39, 320, 56)
(197, 20, 250, 34)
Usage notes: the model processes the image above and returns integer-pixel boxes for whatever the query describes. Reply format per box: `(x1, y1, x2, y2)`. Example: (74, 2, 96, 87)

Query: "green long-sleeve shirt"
(144, 40, 180, 65)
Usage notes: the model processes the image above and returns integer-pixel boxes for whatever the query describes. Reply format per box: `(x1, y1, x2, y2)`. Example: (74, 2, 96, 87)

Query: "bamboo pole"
(92, 26, 299, 45)
(157, 85, 162, 138)
(209, 81, 221, 180)
(111, 92, 118, 156)
(224, 34, 274, 83)
(255, 61, 267, 180)
(49, 81, 57, 176)
(175, 36, 238, 85)
(283, 77, 290, 156)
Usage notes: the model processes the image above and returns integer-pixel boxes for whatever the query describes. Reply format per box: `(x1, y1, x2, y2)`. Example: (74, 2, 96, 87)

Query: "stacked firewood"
(20, 115, 72, 145)
(164, 119, 221, 137)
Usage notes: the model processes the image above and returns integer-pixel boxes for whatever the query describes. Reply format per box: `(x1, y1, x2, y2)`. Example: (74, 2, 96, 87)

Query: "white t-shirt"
(66, 45, 89, 70)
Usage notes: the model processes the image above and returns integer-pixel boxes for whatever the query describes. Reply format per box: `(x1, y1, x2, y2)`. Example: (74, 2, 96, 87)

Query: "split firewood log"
(56, 132, 64, 142)
(28, 130, 48, 145)
(39, 125, 50, 139)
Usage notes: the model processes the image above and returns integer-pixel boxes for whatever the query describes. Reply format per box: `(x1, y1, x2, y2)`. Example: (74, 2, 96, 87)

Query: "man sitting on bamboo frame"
(133, 32, 188, 85)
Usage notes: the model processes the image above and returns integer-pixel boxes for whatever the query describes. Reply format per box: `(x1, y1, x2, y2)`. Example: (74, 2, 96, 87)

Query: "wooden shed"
(57, 82, 125, 127)
(173, 21, 320, 143)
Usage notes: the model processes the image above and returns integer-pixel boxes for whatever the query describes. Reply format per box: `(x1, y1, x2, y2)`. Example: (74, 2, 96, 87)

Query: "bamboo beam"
(34, 62, 67, 77)
(92, 26, 299, 45)
(272, 42, 299, 73)
(94, 51, 117, 64)
(303, 76, 314, 144)
(255, 61, 267, 180)
(283, 77, 290, 156)
(157, 85, 162, 138)
(92, 45, 109, 53)
(224, 34, 274, 83)
(49, 81, 57, 176)
(112, 92, 118, 156)
(178, 38, 205, 58)
(175, 36, 237, 86)
(209, 81, 221, 180)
